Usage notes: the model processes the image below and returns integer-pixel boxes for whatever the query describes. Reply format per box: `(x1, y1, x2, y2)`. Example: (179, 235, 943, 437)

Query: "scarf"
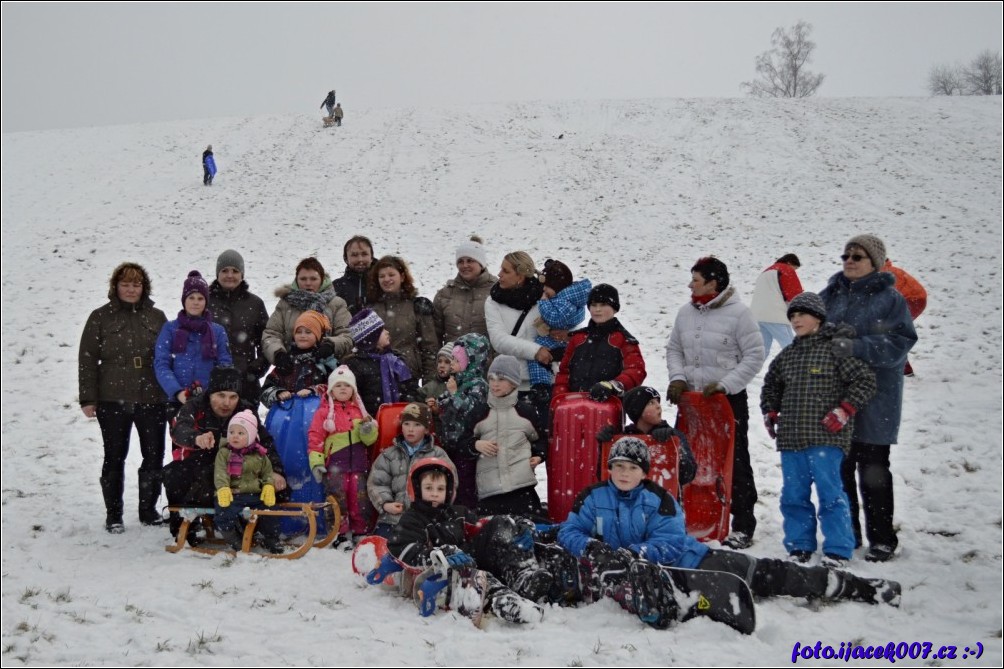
(284, 288, 329, 314)
(227, 442, 267, 477)
(172, 310, 217, 360)
(691, 293, 718, 307)
(490, 278, 544, 312)
(379, 351, 413, 404)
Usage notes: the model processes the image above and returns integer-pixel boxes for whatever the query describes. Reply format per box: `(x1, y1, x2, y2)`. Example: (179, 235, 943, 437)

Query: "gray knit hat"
(787, 292, 827, 322)
(487, 354, 522, 387)
(438, 342, 455, 362)
(607, 437, 650, 474)
(216, 249, 245, 277)
(845, 235, 886, 270)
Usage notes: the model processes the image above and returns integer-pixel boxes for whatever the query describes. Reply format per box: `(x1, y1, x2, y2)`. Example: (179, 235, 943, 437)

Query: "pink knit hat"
(228, 409, 259, 445)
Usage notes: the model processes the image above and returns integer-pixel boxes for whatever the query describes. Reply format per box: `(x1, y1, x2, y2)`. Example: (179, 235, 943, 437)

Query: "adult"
(368, 255, 438, 383)
(262, 256, 353, 374)
(79, 262, 168, 533)
(202, 145, 215, 186)
(665, 256, 765, 549)
(321, 89, 337, 118)
(749, 253, 803, 356)
(819, 235, 917, 562)
(208, 250, 270, 407)
(333, 235, 375, 315)
(164, 366, 287, 541)
(882, 258, 927, 377)
(154, 270, 232, 418)
(432, 235, 497, 344)
(484, 251, 547, 396)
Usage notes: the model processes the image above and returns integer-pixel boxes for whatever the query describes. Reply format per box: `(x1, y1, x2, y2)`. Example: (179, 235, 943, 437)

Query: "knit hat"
(181, 270, 210, 305)
(691, 256, 730, 291)
(451, 344, 470, 371)
(622, 386, 661, 424)
(588, 283, 620, 312)
(437, 342, 455, 362)
(455, 237, 488, 269)
(349, 308, 385, 351)
(228, 409, 259, 445)
(216, 249, 245, 277)
(323, 365, 368, 431)
(541, 259, 574, 293)
(787, 292, 827, 323)
(607, 437, 650, 474)
(845, 234, 886, 269)
(487, 354, 522, 387)
(294, 311, 331, 344)
(399, 402, 433, 433)
(208, 366, 243, 395)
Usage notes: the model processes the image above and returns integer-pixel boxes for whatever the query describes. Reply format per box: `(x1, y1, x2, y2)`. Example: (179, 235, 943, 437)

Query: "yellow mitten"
(217, 487, 233, 508)
(260, 484, 276, 507)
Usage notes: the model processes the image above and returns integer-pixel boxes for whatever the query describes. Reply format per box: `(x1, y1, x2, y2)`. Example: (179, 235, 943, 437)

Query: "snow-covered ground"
(1, 97, 1001, 666)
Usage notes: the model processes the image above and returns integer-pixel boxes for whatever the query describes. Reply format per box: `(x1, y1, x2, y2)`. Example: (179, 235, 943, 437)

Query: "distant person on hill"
(750, 254, 803, 355)
(333, 103, 344, 127)
(202, 145, 216, 186)
(321, 90, 337, 118)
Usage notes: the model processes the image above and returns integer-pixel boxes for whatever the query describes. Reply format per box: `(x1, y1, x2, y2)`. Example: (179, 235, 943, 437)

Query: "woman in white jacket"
(665, 257, 765, 550)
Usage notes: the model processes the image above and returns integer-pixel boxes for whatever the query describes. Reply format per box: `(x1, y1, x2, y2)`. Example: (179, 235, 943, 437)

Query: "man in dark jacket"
(333, 235, 375, 315)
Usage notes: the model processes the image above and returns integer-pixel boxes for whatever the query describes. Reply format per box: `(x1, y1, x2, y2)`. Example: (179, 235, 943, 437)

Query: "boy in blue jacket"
(555, 437, 901, 629)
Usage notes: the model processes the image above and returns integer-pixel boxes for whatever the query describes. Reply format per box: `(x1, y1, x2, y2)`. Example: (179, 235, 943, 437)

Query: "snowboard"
(662, 565, 756, 635)
(547, 392, 622, 522)
(264, 394, 327, 535)
(676, 392, 735, 542)
(600, 433, 680, 496)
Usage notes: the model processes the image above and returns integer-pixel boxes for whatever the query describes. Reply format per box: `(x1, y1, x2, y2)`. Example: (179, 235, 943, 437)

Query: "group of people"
(78, 231, 915, 626)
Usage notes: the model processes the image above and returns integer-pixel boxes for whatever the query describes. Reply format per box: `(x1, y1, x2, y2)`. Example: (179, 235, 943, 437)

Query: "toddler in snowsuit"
(213, 410, 281, 553)
(307, 365, 378, 546)
(528, 260, 591, 387)
(760, 292, 877, 565)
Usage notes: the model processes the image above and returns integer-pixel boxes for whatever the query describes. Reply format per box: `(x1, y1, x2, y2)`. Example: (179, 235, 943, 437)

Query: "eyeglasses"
(840, 254, 867, 262)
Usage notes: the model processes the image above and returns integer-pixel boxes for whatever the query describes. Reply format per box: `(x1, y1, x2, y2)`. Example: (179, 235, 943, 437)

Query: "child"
(259, 311, 337, 407)
(467, 355, 547, 517)
(213, 410, 281, 553)
(528, 260, 592, 388)
(434, 332, 491, 508)
(367, 402, 450, 537)
(308, 366, 379, 547)
(617, 386, 697, 492)
(760, 292, 877, 566)
(552, 283, 646, 402)
(555, 438, 899, 629)
(422, 342, 454, 436)
(386, 458, 545, 623)
(343, 308, 420, 416)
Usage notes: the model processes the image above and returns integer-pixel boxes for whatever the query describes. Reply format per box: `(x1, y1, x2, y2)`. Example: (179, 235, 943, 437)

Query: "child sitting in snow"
(213, 410, 282, 553)
(259, 311, 337, 407)
(342, 308, 420, 416)
(307, 365, 378, 547)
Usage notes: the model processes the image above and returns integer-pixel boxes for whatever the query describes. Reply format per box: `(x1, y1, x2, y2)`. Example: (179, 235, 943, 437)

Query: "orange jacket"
(882, 260, 927, 319)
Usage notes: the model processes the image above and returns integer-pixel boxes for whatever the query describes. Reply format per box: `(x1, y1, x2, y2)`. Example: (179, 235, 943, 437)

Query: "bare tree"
(962, 49, 1002, 95)
(928, 63, 963, 96)
(741, 20, 825, 98)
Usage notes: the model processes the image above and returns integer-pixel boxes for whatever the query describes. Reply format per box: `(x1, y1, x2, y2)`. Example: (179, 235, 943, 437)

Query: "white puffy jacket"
(484, 298, 542, 392)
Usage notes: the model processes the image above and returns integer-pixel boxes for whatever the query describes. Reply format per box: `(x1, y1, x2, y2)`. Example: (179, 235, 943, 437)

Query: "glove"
(273, 350, 294, 374)
(630, 543, 672, 564)
(417, 574, 449, 617)
(316, 340, 336, 359)
(667, 380, 688, 405)
(216, 487, 233, 508)
(260, 484, 276, 507)
(590, 380, 623, 402)
(366, 552, 404, 585)
(444, 550, 475, 569)
(596, 425, 616, 444)
(821, 402, 856, 433)
(650, 425, 673, 443)
(513, 526, 534, 552)
(831, 337, 854, 359)
(763, 412, 779, 439)
(702, 382, 725, 397)
(583, 539, 617, 563)
(312, 465, 327, 484)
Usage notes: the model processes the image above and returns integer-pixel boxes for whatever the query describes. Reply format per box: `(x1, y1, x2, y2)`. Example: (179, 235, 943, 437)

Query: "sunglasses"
(840, 253, 867, 262)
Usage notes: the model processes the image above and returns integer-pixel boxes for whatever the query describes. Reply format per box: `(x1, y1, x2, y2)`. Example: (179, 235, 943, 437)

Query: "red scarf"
(691, 292, 718, 306)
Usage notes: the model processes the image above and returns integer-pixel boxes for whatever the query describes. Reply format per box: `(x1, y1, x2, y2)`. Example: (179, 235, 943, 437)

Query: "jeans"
(759, 322, 794, 356)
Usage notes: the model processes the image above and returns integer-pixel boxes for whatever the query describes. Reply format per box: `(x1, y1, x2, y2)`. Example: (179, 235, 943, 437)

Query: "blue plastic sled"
(264, 395, 327, 535)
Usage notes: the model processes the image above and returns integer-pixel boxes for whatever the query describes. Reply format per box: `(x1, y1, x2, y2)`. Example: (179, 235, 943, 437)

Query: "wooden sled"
(322, 116, 340, 127)
(165, 495, 342, 559)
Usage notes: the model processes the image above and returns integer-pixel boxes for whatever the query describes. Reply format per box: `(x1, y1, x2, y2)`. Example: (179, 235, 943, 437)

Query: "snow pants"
(324, 469, 374, 536)
(780, 446, 854, 559)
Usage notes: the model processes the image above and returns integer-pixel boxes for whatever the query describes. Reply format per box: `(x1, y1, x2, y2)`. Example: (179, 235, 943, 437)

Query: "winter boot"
(186, 518, 208, 547)
(100, 475, 125, 533)
(626, 560, 679, 629)
(138, 470, 165, 525)
(535, 541, 583, 604)
(484, 572, 544, 624)
(219, 529, 244, 552)
(826, 570, 901, 607)
(473, 516, 554, 602)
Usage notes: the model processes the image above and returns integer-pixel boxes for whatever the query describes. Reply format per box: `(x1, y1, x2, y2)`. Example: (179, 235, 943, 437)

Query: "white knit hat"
(323, 365, 369, 431)
(455, 237, 488, 269)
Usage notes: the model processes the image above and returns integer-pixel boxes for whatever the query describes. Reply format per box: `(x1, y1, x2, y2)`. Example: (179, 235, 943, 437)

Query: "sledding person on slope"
(202, 145, 215, 186)
(333, 103, 344, 126)
(760, 292, 877, 568)
(553, 438, 901, 629)
(321, 90, 337, 118)
(384, 458, 547, 623)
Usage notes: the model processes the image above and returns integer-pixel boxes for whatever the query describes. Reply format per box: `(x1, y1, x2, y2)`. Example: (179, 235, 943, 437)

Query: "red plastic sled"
(352, 535, 422, 592)
(600, 433, 681, 497)
(547, 392, 622, 523)
(676, 392, 734, 542)
(371, 402, 436, 464)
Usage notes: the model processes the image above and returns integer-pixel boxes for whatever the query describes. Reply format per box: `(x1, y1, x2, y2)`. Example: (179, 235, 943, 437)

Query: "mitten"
(312, 465, 327, 483)
(650, 425, 673, 443)
(416, 574, 448, 616)
(667, 380, 688, 405)
(702, 382, 725, 397)
(366, 552, 404, 585)
(763, 411, 779, 439)
(821, 402, 856, 433)
(316, 340, 336, 360)
(260, 484, 276, 507)
(273, 350, 294, 374)
(831, 338, 854, 359)
(590, 380, 623, 402)
(216, 487, 233, 508)
(595, 425, 616, 444)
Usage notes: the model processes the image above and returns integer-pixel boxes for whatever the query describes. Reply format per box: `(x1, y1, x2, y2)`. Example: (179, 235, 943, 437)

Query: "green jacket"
(214, 445, 274, 494)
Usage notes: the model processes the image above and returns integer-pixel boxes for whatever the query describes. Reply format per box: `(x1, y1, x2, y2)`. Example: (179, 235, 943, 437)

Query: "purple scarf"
(378, 352, 413, 404)
(172, 310, 217, 360)
(227, 442, 268, 477)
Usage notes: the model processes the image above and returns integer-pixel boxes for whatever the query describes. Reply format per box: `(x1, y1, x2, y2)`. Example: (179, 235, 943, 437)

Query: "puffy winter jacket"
(433, 270, 497, 344)
(208, 279, 269, 401)
(387, 500, 472, 567)
(262, 280, 353, 363)
(819, 271, 917, 444)
(469, 390, 545, 500)
(437, 333, 491, 450)
(558, 480, 709, 569)
(750, 262, 803, 324)
(367, 437, 452, 526)
(485, 295, 542, 393)
(553, 318, 647, 397)
(665, 287, 765, 395)
(153, 318, 232, 399)
(306, 397, 377, 473)
(372, 292, 438, 383)
(214, 446, 273, 494)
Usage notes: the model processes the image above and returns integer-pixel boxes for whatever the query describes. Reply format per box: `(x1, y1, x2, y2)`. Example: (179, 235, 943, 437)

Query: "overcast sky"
(2, 2, 1001, 132)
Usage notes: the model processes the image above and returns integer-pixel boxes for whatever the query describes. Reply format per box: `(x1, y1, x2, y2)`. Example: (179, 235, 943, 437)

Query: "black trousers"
(726, 391, 758, 537)
(698, 548, 828, 599)
(203, 166, 213, 185)
(841, 442, 897, 549)
(97, 402, 166, 519)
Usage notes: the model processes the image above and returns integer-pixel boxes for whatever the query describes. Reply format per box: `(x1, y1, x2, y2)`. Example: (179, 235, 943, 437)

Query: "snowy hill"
(1, 97, 1001, 665)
